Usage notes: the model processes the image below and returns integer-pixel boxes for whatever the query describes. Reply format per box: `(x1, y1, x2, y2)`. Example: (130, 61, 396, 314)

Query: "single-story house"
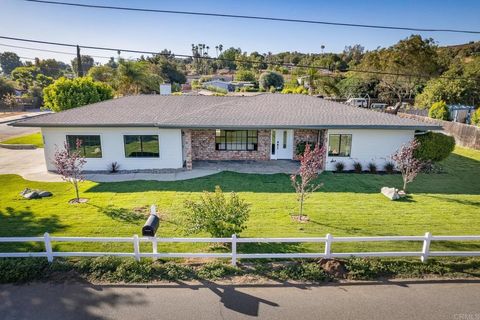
(202, 80, 233, 92)
(12, 94, 441, 172)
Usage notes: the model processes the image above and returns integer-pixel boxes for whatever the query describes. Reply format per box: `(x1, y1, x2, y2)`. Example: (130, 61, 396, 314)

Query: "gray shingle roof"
(12, 94, 441, 130)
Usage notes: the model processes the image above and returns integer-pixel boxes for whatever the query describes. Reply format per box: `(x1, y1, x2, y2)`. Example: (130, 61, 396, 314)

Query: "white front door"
(271, 129, 293, 159)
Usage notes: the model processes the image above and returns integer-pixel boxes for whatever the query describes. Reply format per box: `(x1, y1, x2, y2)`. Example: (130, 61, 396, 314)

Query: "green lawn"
(0, 147, 478, 256)
(1, 132, 43, 148)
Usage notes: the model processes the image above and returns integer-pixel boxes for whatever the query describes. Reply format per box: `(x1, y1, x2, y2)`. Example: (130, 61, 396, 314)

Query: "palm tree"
(116, 60, 149, 95)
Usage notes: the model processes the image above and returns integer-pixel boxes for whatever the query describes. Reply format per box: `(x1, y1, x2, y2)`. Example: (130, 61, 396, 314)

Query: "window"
(66, 135, 102, 158)
(124, 135, 159, 158)
(328, 134, 352, 157)
(215, 130, 258, 151)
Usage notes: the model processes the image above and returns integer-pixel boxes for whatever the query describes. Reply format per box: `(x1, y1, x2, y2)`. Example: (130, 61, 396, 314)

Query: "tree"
(43, 77, 113, 112)
(71, 55, 95, 76)
(428, 101, 449, 120)
(471, 108, 480, 126)
(290, 144, 324, 218)
(183, 186, 250, 238)
(218, 47, 241, 70)
(259, 71, 284, 90)
(0, 77, 15, 98)
(391, 139, 423, 192)
(2, 93, 17, 112)
(116, 60, 162, 95)
(234, 70, 256, 82)
(35, 58, 67, 79)
(53, 139, 86, 203)
(0, 52, 22, 75)
(359, 35, 440, 112)
(87, 65, 117, 84)
(11, 66, 39, 90)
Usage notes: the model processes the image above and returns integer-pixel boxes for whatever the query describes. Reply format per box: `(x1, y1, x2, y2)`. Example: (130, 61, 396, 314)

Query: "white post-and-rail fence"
(0, 232, 479, 266)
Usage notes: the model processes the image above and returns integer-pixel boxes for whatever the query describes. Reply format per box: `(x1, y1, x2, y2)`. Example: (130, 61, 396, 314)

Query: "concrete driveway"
(0, 112, 43, 141)
(0, 148, 62, 182)
(0, 280, 479, 320)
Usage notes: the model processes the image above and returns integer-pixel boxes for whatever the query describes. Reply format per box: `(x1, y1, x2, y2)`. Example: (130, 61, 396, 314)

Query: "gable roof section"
(12, 94, 441, 130)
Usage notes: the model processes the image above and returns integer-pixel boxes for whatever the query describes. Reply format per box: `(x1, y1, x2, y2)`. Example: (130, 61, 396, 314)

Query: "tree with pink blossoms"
(290, 144, 325, 219)
(53, 139, 87, 203)
(391, 139, 423, 193)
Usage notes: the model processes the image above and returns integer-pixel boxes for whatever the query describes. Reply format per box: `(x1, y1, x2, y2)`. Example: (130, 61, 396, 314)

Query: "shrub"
(295, 141, 314, 156)
(234, 70, 256, 82)
(272, 262, 329, 282)
(368, 162, 377, 173)
(384, 161, 395, 174)
(414, 132, 455, 162)
(259, 71, 284, 90)
(0, 258, 49, 283)
(269, 86, 276, 93)
(471, 108, 480, 126)
(428, 101, 449, 120)
(353, 161, 362, 173)
(109, 161, 120, 173)
(334, 162, 345, 172)
(205, 85, 228, 94)
(197, 262, 240, 279)
(183, 186, 250, 237)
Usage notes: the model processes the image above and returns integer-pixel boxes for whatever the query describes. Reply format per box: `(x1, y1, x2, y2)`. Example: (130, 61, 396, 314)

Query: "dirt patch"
(290, 215, 310, 223)
(319, 259, 347, 279)
(68, 198, 89, 204)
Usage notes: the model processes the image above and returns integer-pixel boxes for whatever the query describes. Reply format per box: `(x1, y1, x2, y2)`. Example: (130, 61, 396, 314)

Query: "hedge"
(415, 132, 455, 162)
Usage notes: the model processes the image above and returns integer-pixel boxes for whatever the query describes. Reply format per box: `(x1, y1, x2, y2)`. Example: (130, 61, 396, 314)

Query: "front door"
(271, 129, 293, 159)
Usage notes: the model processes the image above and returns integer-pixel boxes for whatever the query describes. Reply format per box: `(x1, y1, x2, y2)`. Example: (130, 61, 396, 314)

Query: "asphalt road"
(1, 280, 479, 320)
(0, 112, 41, 141)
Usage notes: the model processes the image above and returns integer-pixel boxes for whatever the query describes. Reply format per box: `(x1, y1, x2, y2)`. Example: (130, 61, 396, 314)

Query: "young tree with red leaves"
(391, 139, 423, 193)
(53, 139, 86, 203)
(290, 144, 325, 218)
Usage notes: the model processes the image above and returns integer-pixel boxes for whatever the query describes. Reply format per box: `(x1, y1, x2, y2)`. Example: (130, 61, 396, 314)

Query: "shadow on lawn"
(0, 206, 66, 251)
(84, 153, 479, 195)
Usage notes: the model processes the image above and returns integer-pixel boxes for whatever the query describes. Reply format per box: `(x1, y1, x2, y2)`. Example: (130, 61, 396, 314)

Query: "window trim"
(66, 134, 103, 159)
(328, 134, 352, 157)
(215, 129, 258, 151)
(123, 134, 160, 158)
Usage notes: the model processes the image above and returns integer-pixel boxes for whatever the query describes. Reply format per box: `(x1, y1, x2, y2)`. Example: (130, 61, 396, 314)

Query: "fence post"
(152, 237, 158, 260)
(44, 232, 53, 262)
(324, 233, 332, 259)
(421, 232, 432, 263)
(231, 234, 237, 266)
(133, 235, 140, 262)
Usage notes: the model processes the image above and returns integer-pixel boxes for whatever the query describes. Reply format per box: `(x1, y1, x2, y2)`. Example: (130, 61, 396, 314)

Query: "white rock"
(381, 187, 400, 200)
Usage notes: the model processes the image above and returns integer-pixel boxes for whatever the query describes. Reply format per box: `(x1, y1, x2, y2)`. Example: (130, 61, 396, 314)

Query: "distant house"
(202, 80, 232, 92)
(13, 94, 440, 172)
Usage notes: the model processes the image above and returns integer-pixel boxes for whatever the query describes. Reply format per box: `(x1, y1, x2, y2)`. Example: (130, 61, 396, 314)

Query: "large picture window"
(215, 130, 258, 151)
(66, 135, 102, 158)
(124, 135, 159, 158)
(328, 134, 352, 157)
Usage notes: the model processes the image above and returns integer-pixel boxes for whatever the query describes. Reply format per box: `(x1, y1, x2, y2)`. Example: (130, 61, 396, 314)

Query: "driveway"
(0, 111, 46, 141)
(0, 148, 61, 182)
(0, 280, 479, 320)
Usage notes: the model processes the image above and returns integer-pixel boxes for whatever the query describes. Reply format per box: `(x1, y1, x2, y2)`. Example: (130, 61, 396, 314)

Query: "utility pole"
(76, 45, 84, 77)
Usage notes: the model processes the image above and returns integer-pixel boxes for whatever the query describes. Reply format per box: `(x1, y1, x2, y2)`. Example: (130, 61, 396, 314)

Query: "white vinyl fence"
(1, 232, 479, 266)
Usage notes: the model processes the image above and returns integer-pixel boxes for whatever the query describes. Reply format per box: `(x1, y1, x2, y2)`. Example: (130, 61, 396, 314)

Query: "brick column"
(182, 129, 193, 170)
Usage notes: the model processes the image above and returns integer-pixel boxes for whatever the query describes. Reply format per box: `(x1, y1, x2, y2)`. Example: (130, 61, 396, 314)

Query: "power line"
(0, 35, 477, 81)
(25, 0, 480, 34)
(0, 43, 113, 59)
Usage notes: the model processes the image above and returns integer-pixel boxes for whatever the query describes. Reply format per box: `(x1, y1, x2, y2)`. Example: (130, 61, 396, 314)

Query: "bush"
(43, 77, 113, 112)
(183, 186, 250, 238)
(234, 70, 256, 82)
(272, 262, 329, 282)
(259, 71, 284, 90)
(0, 258, 49, 283)
(384, 161, 395, 174)
(414, 132, 455, 162)
(428, 101, 449, 120)
(368, 162, 377, 173)
(197, 262, 240, 279)
(295, 142, 315, 156)
(205, 85, 228, 94)
(471, 108, 480, 126)
(353, 161, 362, 173)
(334, 162, 344, 172)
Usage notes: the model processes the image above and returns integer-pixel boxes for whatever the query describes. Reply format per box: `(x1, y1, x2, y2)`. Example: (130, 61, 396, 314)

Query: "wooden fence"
(398, 113, 480, 150)
(1, 232, 479, 266)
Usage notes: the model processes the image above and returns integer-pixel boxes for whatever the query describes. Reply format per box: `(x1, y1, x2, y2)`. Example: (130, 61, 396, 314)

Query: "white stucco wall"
(41, 127, 183, 171)
(325, 129, 415, 171)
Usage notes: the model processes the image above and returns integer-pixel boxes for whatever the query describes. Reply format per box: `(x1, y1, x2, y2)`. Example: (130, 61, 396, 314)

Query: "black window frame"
(328, 134, 352, 157)
(215, 130, 258, 151)
(123, 135, 160, 158)
(66, 135, 102, 158)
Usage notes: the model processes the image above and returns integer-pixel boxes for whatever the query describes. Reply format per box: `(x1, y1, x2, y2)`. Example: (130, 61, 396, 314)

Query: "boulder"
(23, 191, 40, 200)
(381, 187, 400, 200)
(38, 191, 53, 198)
(20, 188, 32, 196)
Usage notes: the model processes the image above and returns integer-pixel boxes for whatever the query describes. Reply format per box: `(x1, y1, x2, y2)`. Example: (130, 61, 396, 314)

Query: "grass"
(1, 132, 43, 147)
(0, 147, 478, 256)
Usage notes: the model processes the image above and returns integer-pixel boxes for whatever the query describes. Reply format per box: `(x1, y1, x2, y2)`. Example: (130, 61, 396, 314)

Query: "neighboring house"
(12, 94, 441, 172)
(202, 80, 233, 92)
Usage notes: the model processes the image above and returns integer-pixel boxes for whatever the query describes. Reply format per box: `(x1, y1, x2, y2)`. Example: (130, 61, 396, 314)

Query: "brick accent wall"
(182, 129, 193, 170)
(292, 129, 323, 160)
(191, 129, 271, 161)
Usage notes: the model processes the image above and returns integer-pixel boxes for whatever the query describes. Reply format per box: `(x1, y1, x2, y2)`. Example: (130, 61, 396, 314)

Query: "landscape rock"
(20, 188, 31, 196)
(23, 191, 40, 200)
(381, 187, 400, 200)
(38, 191, 53, 197)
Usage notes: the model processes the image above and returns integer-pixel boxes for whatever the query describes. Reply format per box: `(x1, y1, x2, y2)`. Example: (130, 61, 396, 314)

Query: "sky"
(1, 0, 480, 64)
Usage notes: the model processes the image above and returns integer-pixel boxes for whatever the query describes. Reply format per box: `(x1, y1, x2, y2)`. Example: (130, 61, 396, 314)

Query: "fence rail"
(0, 232, 479, 265)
